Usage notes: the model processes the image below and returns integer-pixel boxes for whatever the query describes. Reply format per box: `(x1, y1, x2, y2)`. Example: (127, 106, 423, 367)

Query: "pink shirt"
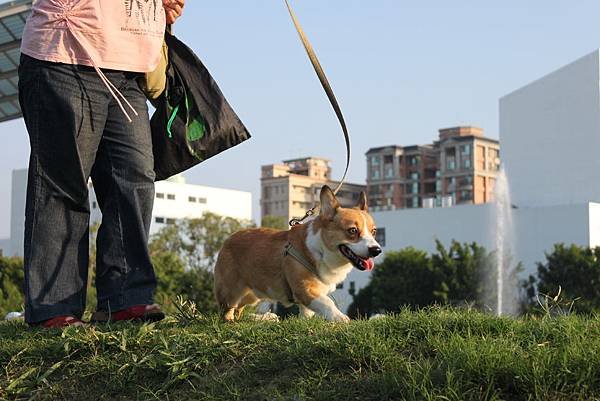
(21, 0, 166, 73)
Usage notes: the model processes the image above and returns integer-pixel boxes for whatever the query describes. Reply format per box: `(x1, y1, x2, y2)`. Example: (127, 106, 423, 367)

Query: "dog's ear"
(319, 185, 339, 220)
(357, 191, 368, 212)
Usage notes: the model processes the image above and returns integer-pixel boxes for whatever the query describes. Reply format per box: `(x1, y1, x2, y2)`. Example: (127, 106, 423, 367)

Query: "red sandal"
(90, 304, 165, 323)
(39, 315, 86, 328)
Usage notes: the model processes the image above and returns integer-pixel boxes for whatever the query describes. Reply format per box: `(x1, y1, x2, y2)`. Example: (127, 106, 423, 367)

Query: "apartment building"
(366, 127, 500, 210)
(261, 157, 366, 223)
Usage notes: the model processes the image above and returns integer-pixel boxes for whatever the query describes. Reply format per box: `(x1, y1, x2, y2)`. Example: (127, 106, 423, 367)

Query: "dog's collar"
(283, 242, 322, 281)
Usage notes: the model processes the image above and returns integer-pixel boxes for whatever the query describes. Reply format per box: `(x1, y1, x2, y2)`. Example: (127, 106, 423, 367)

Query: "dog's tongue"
(363, 258, 374, 271)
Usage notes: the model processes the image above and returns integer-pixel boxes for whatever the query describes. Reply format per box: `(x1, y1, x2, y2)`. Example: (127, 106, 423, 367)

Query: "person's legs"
(91, 71, 158, 313)
(18, 55, 110, 324)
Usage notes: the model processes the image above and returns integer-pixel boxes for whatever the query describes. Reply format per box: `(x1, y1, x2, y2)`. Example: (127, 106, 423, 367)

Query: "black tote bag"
(150, 31, 251, 181)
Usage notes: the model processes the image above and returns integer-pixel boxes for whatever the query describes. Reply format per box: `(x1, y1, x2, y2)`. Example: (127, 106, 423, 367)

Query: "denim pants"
(18, 54, 157, 324)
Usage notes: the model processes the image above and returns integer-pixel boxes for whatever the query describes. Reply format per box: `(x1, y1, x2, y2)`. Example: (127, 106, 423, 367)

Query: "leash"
(284, 0, 351, 226)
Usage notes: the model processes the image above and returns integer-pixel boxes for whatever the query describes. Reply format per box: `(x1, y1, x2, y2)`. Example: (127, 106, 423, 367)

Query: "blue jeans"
(18, 54, 157, 324)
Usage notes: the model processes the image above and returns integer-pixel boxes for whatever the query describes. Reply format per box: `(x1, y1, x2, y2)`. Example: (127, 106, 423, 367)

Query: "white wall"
(370, 203, 596, 277)
(8, 168, 26, 257)
(333, 202, 600, 313)
(91, 178, 252, 236)
(147, 180, 252, 235)
(587, 203, 600, 248)
(511, 204, 592, 275)
(500, 50, 600, 208)
(0, 238, 10, 256)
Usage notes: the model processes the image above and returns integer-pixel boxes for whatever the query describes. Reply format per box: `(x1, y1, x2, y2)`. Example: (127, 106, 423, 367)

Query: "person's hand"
(163, 0, 184, 24)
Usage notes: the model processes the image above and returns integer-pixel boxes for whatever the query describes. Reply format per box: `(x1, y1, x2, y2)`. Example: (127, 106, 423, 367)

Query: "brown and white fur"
(214, 185, 382, 322)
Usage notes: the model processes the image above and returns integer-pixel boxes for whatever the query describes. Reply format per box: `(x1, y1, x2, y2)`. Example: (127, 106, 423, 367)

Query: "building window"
(375, 228, 386, 247)
(166, 218, 176, 225)
(462, 144, 471, 155)
(372, 169, 380, 179)
(383, 155, 393, 164)
(156, 193, 164, 199)
(167, 194, 176, 200)
(447, 159, 456, 170)
(198, 197, 207, 204)
(464, 158, 471, 169)
(155, 217, 164, 223)
(410, 172, 419, 181)
(408, 156, 420, 166)
(370, 156, 380, 166)
(460, 190, 472, 200)
(188, 196, 197, 203)
(412, 196, 419, 208)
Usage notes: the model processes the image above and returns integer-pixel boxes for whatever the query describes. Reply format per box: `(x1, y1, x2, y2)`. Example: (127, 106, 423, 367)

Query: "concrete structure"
(500, 50, 600, 208)
(2, 169, 252, 257)
(5, 168, 26, 258)
(366, 126, 500, 211)
(331, 202, 600, 314)
(260, 157, 366, 224)
(0, 238, 9, 256)
(90, 174, 252, 236)
(0, 0, 32, 123)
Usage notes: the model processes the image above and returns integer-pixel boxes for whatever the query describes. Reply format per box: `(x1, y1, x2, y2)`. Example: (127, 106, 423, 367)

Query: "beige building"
(366, 126, 500, 210)
(261, 157, 366, 223)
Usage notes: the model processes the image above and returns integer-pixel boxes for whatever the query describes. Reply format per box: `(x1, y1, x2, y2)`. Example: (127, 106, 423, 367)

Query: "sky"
(1, 0, 600, 238)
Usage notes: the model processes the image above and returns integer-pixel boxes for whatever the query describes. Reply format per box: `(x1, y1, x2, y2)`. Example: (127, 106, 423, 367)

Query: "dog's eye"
(371, 228, 377, 236)
(347, 227, 358, 236)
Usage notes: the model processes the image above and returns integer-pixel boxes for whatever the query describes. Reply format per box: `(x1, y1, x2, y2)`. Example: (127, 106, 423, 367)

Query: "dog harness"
(281, 242, 323, 303)
(281, 242, 342, 310)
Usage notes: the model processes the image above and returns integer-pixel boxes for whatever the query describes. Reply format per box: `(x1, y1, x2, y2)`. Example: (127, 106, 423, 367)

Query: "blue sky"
(1, 0, 600, 237)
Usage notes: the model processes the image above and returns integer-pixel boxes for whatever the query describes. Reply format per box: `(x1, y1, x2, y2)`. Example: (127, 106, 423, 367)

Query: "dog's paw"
(330, 313, 351, 323)
(248, 312, 279, 321)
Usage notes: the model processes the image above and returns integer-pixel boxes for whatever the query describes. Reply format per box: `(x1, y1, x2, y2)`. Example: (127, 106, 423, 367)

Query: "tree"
(148, 212, 253, 313)
(261, 215, 288, 230)
(431, 240, 492, 307)
(523, 244, 600, 314)
(0, 256, 24, 315)
(150, 245, 218, 314)
(150, 212, 254, 271)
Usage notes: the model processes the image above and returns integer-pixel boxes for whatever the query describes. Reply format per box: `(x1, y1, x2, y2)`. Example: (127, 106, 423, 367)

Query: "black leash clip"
(289, 206, 316, 227)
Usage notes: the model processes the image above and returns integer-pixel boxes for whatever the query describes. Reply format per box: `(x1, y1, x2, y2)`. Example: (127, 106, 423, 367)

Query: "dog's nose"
(368, 246, 382, 257)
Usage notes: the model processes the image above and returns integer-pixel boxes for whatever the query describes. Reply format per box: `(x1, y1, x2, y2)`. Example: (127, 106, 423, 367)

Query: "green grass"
(0, 307, 598, 401)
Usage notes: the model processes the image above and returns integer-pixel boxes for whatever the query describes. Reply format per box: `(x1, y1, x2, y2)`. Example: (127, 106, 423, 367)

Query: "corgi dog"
(214, 185, 382, 322)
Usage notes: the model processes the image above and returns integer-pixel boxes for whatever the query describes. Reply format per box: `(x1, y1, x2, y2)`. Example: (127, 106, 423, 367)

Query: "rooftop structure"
(0, 0, 32, 122)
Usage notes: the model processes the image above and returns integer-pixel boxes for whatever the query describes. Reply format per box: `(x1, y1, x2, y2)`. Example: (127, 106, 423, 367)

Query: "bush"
(523, 244, 600, 314)
(0, 256, 24, 315)
(348, 240, 509, 317)
(152, 250, 217, 314)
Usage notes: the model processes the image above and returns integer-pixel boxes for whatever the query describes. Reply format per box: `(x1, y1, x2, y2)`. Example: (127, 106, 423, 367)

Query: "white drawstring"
(64, 19, 139, 122)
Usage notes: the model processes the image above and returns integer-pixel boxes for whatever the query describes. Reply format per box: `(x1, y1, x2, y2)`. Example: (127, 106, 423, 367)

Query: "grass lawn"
(0, 307, 598, 401)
